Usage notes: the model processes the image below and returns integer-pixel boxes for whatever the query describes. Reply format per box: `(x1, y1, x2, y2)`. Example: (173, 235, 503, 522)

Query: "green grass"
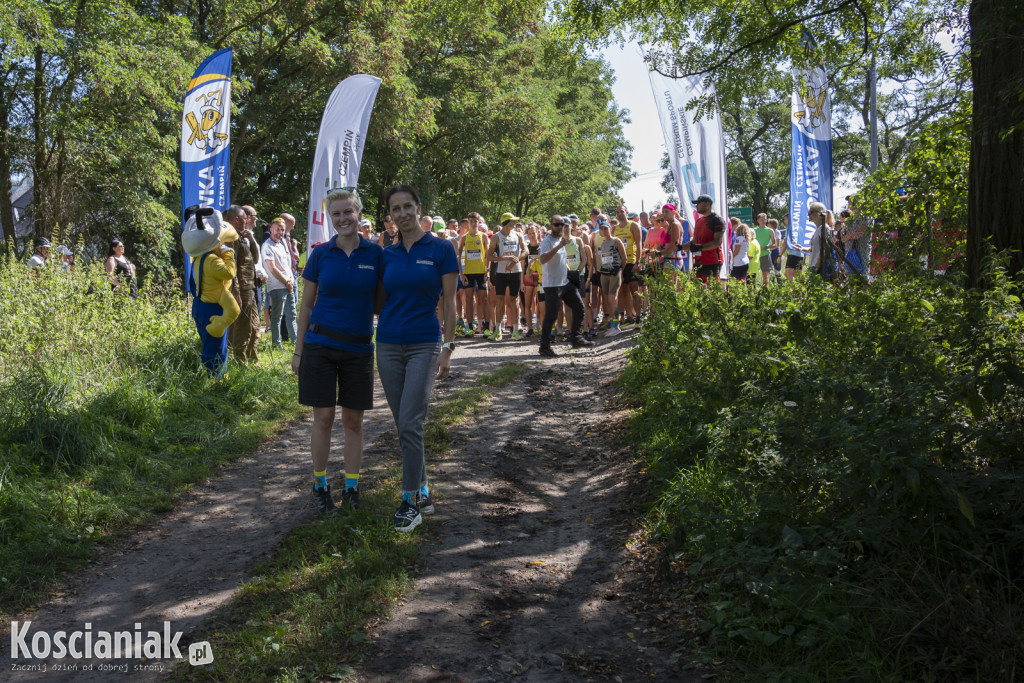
(625, 267, 1024, 680)
(0, 255, 305, 618)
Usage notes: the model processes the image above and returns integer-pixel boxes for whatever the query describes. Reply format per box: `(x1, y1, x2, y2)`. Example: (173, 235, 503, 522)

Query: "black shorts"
(590, 270, 602, 290)
(464, 272, 488, 291)
(695, 263, 722, 281)
(622, 262, 638, 285)
(298, 343, 374, 410)
(493, 272, 522, 297)
(785, 254, 805, 270)
(730, 265, 749, 280)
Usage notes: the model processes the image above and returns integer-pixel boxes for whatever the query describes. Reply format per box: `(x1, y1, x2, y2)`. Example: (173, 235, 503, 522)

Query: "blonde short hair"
(325, 188, 363, 214)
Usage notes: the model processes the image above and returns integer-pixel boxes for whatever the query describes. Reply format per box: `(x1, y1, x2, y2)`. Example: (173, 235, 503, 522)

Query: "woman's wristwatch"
(442, 342, 456, 352)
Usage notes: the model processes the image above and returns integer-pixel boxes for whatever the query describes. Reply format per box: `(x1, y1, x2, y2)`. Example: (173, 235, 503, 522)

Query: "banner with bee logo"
(180, 48, 233, 288)
(306, 75, 382, 253)
(789, 31, 833, 257)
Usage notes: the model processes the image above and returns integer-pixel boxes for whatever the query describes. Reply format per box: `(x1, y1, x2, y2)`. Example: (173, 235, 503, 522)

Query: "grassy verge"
(171, 360, 530, 680)
(0, 257, 304, 618)
(625, 269, 1024, 680)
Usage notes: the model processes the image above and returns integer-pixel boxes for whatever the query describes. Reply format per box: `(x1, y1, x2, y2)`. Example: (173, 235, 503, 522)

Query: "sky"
(601, 42, 859, 214)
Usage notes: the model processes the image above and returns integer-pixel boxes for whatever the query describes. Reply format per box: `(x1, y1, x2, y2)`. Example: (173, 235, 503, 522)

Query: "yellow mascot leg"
(207, 292, 242, 338)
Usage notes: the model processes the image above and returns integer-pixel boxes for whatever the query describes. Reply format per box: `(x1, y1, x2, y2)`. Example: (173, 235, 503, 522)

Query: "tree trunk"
(32, 45, 49, 240)
(966, 0, 1024, 288)
(0, 92, 16, 251)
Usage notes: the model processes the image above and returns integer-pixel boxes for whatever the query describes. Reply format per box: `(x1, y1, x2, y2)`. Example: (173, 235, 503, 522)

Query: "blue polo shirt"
(377, 232, 459, 344)
(302, 236, 382, 353)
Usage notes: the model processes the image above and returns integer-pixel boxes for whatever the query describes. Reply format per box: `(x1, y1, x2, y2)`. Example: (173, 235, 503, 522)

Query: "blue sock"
(313, 471, 327, 490)
(346, 473, 359, 490)
(402, 491, 415, 504)
(419, 483, 430, 498)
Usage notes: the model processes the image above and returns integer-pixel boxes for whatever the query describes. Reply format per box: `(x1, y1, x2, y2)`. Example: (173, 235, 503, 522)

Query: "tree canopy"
(2, 0, 633, 282)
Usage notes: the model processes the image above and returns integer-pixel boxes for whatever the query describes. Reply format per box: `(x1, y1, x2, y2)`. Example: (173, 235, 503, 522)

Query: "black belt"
(308, 324, 372, 344)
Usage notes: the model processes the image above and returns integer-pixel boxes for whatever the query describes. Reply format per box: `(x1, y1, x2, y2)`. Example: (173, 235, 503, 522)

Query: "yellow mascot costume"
(182, 206, 240, 375)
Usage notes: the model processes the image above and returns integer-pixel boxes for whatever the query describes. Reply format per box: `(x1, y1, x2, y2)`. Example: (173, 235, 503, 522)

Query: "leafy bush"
(625, 269, 1024, 680)
(0, 252, 304, 615)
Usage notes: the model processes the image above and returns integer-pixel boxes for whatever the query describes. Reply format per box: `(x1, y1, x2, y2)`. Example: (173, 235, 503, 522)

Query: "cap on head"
(359, 218, 372, 228)
(627, 211, 639, 220)
(691, 194, 713, 205)
(56, 245, 73, 255)
(567, 214, 579, 222)
(33, 237, 52, 248)
(433, 220, 446, 233)
(662, 203, 677, 212)
(499, 212, 520, 225)
(181, 205, 225, 257)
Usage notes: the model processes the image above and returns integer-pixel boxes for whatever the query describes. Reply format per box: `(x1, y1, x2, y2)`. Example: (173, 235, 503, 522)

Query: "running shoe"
(341, 487, 360, 511)
(571, 336, 595, 348)
(605, 325, 622, 337)
(463, 328, 475, 338)
(393, 500, 422, 532)
(482, 328, 492, 339)
(538, 345, 558, 358)
(311, 485, 338, 517)
(492, 328, 503, 342)
(525, 328, 534, 338)
(597, 319, 611, 331)
(510, 329, 524, 341)
(416, 492, 435, 515)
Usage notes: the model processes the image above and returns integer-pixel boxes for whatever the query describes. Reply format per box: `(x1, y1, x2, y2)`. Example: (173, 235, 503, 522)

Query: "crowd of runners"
(239, 185, 866, 530)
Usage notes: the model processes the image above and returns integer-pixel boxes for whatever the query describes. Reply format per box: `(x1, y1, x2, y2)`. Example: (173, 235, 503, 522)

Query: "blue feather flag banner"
(180, 48, 233, 289)
(789, 31, 833, 256)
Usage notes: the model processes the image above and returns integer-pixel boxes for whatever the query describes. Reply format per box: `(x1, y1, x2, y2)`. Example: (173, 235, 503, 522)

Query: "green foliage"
(4, 1, 633, 279)
(858, 97, 970, 273)
(0, 254, 304, 616)
(624, 273, 1024, 679)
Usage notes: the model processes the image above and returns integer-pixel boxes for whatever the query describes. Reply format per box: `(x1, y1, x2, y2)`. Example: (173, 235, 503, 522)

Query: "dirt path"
(356, 334, 695, 682)
(4, 331, 698, 682)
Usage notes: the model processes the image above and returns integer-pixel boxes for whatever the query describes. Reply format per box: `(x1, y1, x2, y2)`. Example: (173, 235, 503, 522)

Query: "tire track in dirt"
(356, 335, 699, 682)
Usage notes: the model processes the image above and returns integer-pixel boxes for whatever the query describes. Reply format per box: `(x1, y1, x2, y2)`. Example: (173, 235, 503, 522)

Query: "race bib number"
(602, 255, 614, 267)
(567, 254, 580, 269)
(467, 249, 482, 261)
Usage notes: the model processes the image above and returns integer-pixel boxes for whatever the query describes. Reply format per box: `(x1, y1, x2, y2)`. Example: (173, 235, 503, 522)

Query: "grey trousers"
(376, 342, 440, 492)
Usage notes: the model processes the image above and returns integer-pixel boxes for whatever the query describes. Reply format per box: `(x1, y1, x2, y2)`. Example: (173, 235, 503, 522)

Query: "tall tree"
(561, 0, 1023, 287)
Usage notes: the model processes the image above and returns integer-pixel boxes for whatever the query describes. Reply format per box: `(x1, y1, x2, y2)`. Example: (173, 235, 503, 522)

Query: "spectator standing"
(105, 240, 138, 297)
(261, 218, 297, 348)
(27, 237, 51, 270)
(225, 205, 263, 365)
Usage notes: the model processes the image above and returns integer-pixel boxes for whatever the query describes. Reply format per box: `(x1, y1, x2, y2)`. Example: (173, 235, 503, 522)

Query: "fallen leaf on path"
(480, 620, 492, 626)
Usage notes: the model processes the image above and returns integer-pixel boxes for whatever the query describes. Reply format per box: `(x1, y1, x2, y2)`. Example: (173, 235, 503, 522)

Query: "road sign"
(729, 206, 752, 223)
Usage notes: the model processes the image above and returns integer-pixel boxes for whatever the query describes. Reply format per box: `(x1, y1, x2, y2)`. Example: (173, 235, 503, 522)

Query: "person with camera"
(538, 215, 594, 357)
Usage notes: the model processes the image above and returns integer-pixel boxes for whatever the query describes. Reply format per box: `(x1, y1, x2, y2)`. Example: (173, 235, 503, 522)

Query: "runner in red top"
(687, 194, 726, 284)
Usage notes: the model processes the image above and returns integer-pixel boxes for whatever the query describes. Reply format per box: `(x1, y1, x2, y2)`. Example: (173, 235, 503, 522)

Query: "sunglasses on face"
(552, 222, 566, 227)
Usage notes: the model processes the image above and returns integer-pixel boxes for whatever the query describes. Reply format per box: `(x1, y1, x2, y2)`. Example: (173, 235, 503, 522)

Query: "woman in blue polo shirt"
(377, 184, 459, 532)
(293, 188, 382, 517)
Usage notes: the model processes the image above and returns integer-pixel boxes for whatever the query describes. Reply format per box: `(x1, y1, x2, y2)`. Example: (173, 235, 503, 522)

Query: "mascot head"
(182, 205, 238, 257)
